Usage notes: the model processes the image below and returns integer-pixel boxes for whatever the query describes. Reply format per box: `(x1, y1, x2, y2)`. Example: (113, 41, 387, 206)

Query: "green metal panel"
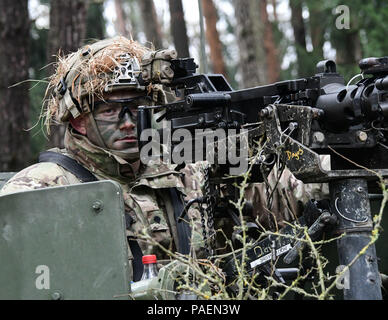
(0, 180, 130, 300)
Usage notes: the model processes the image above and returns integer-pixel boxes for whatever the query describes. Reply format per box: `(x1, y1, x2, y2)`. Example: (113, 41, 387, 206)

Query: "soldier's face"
(87, 91, 149, 152)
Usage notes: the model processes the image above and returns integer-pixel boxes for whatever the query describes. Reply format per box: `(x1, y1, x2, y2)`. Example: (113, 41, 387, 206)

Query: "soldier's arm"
(244, 166, 315, 230)
(178, 161, 210, 256)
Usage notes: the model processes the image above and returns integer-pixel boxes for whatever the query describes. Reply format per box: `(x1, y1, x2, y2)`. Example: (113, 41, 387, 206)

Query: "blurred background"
(0, 0, 387, 171)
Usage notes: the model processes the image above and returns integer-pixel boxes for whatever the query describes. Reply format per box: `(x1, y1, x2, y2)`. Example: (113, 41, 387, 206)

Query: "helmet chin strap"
(86, 112, 140, 163)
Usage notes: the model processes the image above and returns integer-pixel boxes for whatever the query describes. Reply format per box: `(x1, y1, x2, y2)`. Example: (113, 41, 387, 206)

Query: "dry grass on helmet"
(42, 36, 150, 133)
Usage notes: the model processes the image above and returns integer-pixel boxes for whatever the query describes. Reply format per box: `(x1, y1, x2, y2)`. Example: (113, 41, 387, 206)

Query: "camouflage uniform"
(245, 166, 310, 231)
(245, 164, 330, 232)
(0, 126, 206, 266)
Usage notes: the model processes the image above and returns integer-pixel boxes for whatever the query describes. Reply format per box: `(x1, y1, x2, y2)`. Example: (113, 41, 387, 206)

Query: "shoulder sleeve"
(0, 162, 80, 195)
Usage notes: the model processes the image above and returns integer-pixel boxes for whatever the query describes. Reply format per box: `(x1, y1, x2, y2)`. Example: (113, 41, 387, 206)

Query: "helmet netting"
(42, 36, 150, 134)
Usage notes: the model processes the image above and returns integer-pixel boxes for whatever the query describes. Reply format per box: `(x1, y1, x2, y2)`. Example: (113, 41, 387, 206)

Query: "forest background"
(0, 0, 387, 171)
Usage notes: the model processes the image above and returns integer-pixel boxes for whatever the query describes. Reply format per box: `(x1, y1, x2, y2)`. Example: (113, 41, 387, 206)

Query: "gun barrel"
(186, 93, 231, 109)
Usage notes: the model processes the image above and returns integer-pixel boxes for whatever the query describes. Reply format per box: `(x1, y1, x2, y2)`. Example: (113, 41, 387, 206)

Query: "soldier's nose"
(119, 113, 135, 130)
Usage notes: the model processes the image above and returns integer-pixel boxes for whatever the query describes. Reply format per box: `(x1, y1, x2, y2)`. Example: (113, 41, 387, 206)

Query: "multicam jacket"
(245, 166, 311, 231)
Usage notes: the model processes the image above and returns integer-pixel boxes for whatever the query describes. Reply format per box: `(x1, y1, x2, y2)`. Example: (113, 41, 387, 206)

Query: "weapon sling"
(158, 188, 192, 255)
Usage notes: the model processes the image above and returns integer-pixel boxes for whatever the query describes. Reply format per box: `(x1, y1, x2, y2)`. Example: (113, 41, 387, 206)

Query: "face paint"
(87, 96, 151, 153)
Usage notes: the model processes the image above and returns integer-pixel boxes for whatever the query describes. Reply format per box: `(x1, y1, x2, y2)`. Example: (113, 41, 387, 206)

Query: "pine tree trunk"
(138, 0, 163, 49)
(46, 0, 89, 149)
(201, 0, 227, 76)
(233, 0, 267, 87)
(328, 5, 362, 80)
(335, 32, 362, 65)
(290, 0, 308, 76)
(271, 0, 278, 22)
(306, 0, 325, 60)
(333, 30, 362, 71)
(260, 0, 280, 82)
(127, 0, 140, 41)
(114, 0, 131, 38)
(168, 0, 190, 57)
(0, 0, 31, 171)
(290, 0, 307, 50)
(250, 0, 267, 83)
(86, 0, 106, 40)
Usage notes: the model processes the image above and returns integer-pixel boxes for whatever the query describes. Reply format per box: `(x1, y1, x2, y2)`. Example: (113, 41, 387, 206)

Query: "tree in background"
(250, 0, 268, 84)
(322, 0, 388, 81)
(357, 0, 388, 58)
(29, 4, 49, 161)
(289, 0, 310, 77)
(0, 0, 31, 171)
(214, 0, 240, 89)
(126, 0, 141, 41)
(114, 0, 131, 38)
(305, 0, 326, 62)
(233, 0, 267, 87)
(260, 0, 280, 82)
(138, 0, 164, 49)
(328, 0, 363, 81)
(46, 0, 90, 148)
(201, 0, 227, 77)
(168, 0, 190, 57)
(271, 0, 278, 22)
(266, 0, 294, 81)
(87, 0, 106, 40)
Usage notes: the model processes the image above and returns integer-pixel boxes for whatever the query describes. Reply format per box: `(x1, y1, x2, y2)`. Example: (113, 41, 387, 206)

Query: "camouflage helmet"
(45, 36, 150, 126)
(45, 37, 178, 130)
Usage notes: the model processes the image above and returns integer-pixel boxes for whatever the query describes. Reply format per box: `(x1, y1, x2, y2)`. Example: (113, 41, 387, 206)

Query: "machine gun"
(136, 55, 388, 300)
(139, 56, 388, 178)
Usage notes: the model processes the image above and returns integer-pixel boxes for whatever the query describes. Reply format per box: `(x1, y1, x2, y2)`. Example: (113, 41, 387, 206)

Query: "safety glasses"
(92, 96, 152, 122)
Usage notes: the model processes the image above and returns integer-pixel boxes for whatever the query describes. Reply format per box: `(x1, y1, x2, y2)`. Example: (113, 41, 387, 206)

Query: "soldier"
(0, 36, 320, 284)
(0, 37, 206, 281)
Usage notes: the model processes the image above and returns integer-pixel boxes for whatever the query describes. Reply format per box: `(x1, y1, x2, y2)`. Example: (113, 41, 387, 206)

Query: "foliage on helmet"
(43, 36, 150, 133)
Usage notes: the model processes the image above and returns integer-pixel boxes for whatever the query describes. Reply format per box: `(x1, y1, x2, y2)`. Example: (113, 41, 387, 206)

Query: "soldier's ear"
(69, 115, 87, 135)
